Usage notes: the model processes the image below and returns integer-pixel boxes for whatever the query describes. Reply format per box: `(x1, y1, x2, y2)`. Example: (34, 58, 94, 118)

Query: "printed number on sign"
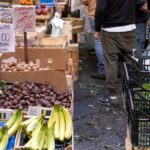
(1, 33, 10, 41)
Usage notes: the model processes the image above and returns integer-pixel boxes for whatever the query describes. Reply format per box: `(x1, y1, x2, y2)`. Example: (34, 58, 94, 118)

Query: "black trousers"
(101, 30, 136, 95)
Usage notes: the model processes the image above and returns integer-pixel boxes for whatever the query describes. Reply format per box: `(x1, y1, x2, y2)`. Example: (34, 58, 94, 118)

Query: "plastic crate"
(132, 49, 150, 72)
(124, 63, 150, 89)
(124, 88, 150, 146)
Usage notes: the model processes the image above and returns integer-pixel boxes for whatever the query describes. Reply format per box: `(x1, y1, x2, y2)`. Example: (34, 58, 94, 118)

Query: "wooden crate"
(36, 13, 53, 28)
(67, 44, 79, 82)
(37, 35, 68, 48)
(62, 17, 84, 42)
(125, 127, 150, 150)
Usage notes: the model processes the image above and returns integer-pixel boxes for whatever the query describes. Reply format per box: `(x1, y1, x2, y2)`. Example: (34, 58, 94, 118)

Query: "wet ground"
(74, 45, 127, 150)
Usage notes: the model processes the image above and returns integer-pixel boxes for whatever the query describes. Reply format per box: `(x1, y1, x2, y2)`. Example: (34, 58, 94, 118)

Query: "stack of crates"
(123, 49, 150, 147)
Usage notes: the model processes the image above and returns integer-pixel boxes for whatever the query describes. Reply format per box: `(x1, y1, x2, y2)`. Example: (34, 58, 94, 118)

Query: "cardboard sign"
(0, 24, 15, 53)
(0, 8, 12, 22)
(13, 5, 35, 32)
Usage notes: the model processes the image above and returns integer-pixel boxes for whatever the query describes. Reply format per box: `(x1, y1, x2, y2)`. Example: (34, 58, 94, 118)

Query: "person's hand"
(94, 32, 100, 39)
(140, 2, 148, 13)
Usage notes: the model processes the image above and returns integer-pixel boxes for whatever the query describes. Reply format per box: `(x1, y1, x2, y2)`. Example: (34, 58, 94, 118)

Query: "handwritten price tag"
(0, 8, 12, 23)
(0, 24, 15, 53)
(13, 5, 35, 32)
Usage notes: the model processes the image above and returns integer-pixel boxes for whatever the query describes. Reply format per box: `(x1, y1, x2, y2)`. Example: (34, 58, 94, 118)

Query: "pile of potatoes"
(1, 61, 49, 72)
(0, 81, 72, 111)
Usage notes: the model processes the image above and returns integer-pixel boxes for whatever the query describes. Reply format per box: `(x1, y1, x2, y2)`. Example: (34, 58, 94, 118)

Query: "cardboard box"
(2, 47, 68, 71)
(0, 70, 68, 92)
(68, 44, 79, 82)
(62, 17, 84, 41)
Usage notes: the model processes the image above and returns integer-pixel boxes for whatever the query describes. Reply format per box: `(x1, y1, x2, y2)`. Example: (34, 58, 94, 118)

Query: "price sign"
(0, 8, 12, 23)
(12, 5, 35, 32)
(0, 24, 15, 53)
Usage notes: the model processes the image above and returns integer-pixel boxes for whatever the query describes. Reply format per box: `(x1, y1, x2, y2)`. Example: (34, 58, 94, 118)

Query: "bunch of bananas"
(48, 104, 73, 142)
(22, 115, 55, 150)
(21, 104, 73, 150)
(0, 109, 22, 150)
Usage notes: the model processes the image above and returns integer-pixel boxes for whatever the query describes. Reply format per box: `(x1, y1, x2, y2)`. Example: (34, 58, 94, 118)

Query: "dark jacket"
(135, 0, 149, 23)
(95, 0, 136, 32)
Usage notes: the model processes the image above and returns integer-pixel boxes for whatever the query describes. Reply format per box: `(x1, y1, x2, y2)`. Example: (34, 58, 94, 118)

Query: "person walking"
(95, 0, 136, 104)
(135, 0, 149, 49)
(82, 0, 106, 79)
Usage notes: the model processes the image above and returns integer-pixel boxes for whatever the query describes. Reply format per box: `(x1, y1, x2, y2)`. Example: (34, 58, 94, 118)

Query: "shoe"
(90, 73, 106, 80)
(98, 95, 118, 106)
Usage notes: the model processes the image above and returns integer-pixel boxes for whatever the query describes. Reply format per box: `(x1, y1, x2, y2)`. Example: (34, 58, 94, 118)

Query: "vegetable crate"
(124, 49, 150, 89)
(124, 62, 150, 89)
(123, 77, 150, 146)
(15, 106, 74, 150)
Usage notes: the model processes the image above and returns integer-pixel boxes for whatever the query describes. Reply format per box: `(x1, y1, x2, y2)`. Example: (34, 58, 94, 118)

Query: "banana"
(29, 124, 43, 150)
(8, 110, 22, 138)
(23, 137, 33, 148)
(5, 109, 19, 129)
(21, 116, 39, 127)
(0, 127, 9, 150)
(54, 105, 60, 139)
(0, 127, 5, 141)
(48, 108, 56, 128)
(43, 132, 48, 150)
(31, 116, 44, 137)
(25, 116, 41, 135)
(38, 125, 46, 150)
(47, 125, 55, 150)
(61, 106, 73, 140)
(58, 106, 65, 141)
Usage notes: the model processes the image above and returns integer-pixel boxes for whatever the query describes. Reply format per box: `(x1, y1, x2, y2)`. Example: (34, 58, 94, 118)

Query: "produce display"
(20, 0, 33, 5)
(0, 110, 22, 149)
(20, 105, 72, 149)
(48, 105, 73, 141)
(36, 4, 52, 16)
(1, 60, 49, 72)
(0, 81, 72, 111)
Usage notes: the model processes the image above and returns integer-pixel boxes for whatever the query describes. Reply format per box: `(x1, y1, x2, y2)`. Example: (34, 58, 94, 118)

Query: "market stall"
(0, 0, 84, 149)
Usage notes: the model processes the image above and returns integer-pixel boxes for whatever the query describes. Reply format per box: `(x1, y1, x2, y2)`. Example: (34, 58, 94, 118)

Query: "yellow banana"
(43, 132, 48, 150)
(25, 116, 41, 135)
(0, 127, 9, 150)
(0, 127, 5, 141)
(54, 105, 60, 139)
(61, 106, 73, 140)
(39, 124, 46, 150)
(23, 137, 33, 148)
(5, 109, 19, 129)
(8, 110, 22, 138)
(31, 117, 44, 137)
(47, 125, 55, 150)
(21, 116, 39, 127)
(48, 108, 56, 128)
(58, 106, 65, 141)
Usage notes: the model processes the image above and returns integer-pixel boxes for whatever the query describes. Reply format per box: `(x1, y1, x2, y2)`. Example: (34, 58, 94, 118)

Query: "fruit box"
(0, 69, 74, 116)
(2, 43, 68, 71)
(15, 128, 74, 150)
(14, 107, 74, 150)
